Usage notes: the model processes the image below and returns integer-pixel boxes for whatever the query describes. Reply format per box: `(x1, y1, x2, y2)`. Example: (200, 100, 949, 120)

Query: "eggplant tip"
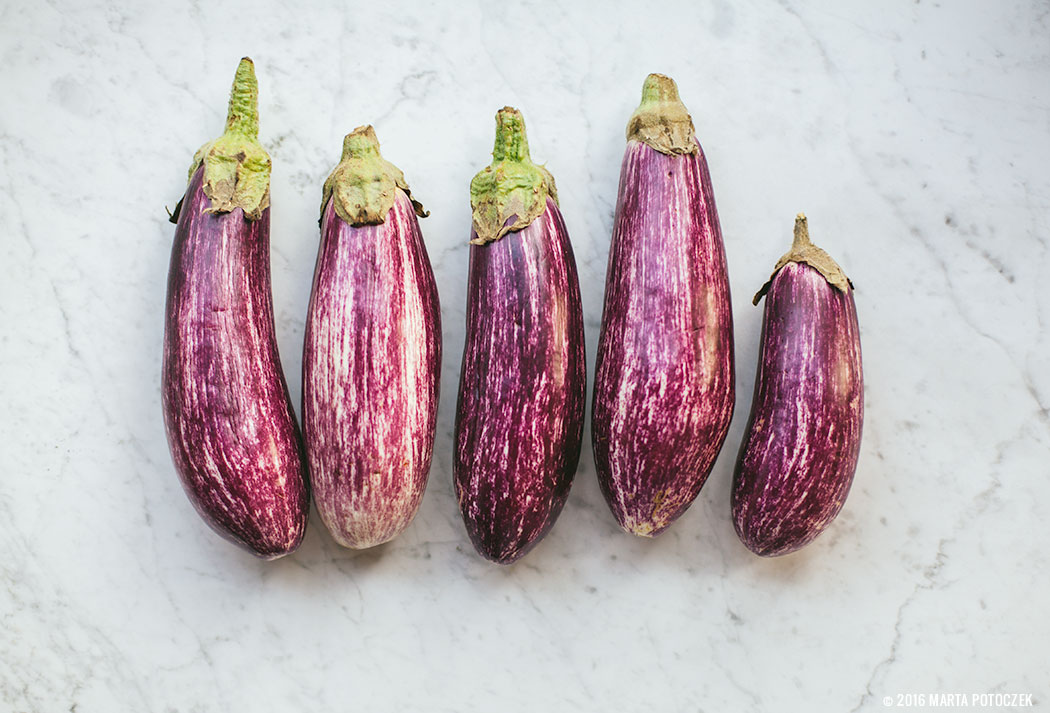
(478, 545, 529, 566)
(236, 529, 305, 560)
(739, 533, 808, 558)
(619, 516, 669, 539)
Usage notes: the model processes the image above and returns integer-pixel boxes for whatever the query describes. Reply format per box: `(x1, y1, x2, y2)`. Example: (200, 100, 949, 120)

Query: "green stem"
(321, 125, 426, 226)
(341, 125, 382, 161)
(224, 57, 259, 138)
(638, 73, 682, 106)
(468, 106, 558, 245)
(626, 73, 697, 155)
(184, 57, 271, 220)
(492, 107, 531, 162)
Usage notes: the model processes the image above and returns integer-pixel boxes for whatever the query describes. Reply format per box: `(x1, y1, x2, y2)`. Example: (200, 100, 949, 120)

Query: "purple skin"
(592, 139, 735, 536)
(454, 198, 586, 564)
(162, 168, 309, 558)
(733, 261, 863, 556)
(303, 190, 441, 549)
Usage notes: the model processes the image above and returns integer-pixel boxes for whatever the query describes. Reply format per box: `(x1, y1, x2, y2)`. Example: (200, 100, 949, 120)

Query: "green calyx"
(469, 106, 557, 245)
(753, 213, 854, 304)
(321, 125, 427, 226)
(187, 57, 271, 221)
(625, 73, 698, 155)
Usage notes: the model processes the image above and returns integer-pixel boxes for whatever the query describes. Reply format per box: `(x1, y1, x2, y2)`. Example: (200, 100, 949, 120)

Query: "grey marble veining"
(1, 0, 1048, 710)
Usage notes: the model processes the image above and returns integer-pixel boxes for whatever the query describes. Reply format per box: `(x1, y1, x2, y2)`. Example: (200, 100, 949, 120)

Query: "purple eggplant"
(732, 214, 863, 556)
(162, 58, 308, 558)
(454, 107, 586, 564)
(302, 126, 440, 549)
(592, 74, 735, 536)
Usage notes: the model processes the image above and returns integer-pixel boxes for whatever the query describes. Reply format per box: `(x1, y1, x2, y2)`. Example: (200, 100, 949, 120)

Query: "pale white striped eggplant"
(592, 74, 735, 537)
(302, 126, 440, 549)
(162, 58, 309, 558)
(454, 107, 586, 564)
(733, 214, 863, 556)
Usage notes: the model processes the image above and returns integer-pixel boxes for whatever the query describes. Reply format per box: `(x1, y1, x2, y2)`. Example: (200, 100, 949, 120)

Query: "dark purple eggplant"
(454, 107, 586, 564)
(592, 74, 735, 537)
(302, 125, 440, 549)
(732, 214, 863, 556)
(162, 58, 308, 559)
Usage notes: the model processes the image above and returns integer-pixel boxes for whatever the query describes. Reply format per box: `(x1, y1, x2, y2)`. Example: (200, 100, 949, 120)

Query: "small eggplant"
(454, 107, 586, 564)
(162, 58, 309, 558)
(592, 74, 735, 536)
(732, 214, 863, 556)
(302, 126, 440, 549)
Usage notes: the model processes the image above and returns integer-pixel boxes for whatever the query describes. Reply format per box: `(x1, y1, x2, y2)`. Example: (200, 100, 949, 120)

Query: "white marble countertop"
(3, 1, 1048, 710)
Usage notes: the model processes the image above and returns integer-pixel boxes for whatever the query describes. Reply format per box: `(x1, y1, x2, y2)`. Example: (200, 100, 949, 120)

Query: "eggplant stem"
(468, 107, 557, 245)
(182, 57, 271, 220)
(792, 212, 811, 250)
(224, 57, 259, 139)
(492, 107, 531, 162)
(638, 73, 681, 105)
(321, 124, 427, 226)
(341, 125, 382, 161)
(753, 213, 853, 304)
(626, 73, 697, 155)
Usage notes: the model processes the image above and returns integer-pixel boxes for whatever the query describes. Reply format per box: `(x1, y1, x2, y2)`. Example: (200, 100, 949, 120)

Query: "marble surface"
(2, 0, 1048, 710)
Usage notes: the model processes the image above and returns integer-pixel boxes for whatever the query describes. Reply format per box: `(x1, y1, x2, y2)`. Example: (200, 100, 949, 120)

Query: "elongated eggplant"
(302, 126, 440, 549)
(592, 74, 735, 536)
(162, 58, 308, 558)
(732, 214, 863, 556)
(454, 107, 586, 564)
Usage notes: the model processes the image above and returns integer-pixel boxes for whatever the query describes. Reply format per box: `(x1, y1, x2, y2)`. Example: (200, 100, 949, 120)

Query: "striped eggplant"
(454, 107, 586, 564)
(302, 125, 440, 549)
(162, 58, 309, 558)
(592, 74, 735, 537)
(732, 214, 863, 556)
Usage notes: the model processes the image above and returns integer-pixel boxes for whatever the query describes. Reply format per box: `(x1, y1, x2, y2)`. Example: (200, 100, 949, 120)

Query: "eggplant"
(732, 214, 863, 556)
(162, 58, 309, 558)
(454, 107, 586, 564)
(302, 126, 440, 549)
(592, 74, 735, 536)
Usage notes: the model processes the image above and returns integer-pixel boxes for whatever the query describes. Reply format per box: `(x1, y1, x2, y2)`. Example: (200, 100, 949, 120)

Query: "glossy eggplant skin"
(732, 261, 863, 556)
(454, 198, 586, 564)
(592, 139, 735, 536)
(162, 167, 309, 558)
(303, 190, 441, 549)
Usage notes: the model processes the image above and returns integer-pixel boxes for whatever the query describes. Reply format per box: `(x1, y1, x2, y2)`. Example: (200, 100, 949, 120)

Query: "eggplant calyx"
(753, 213, 854, 305)
(321, 125, 427, 227)
(626, 73, 698, 156)
(187, 57, 272, 221)
(469, 106, 558, 245)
